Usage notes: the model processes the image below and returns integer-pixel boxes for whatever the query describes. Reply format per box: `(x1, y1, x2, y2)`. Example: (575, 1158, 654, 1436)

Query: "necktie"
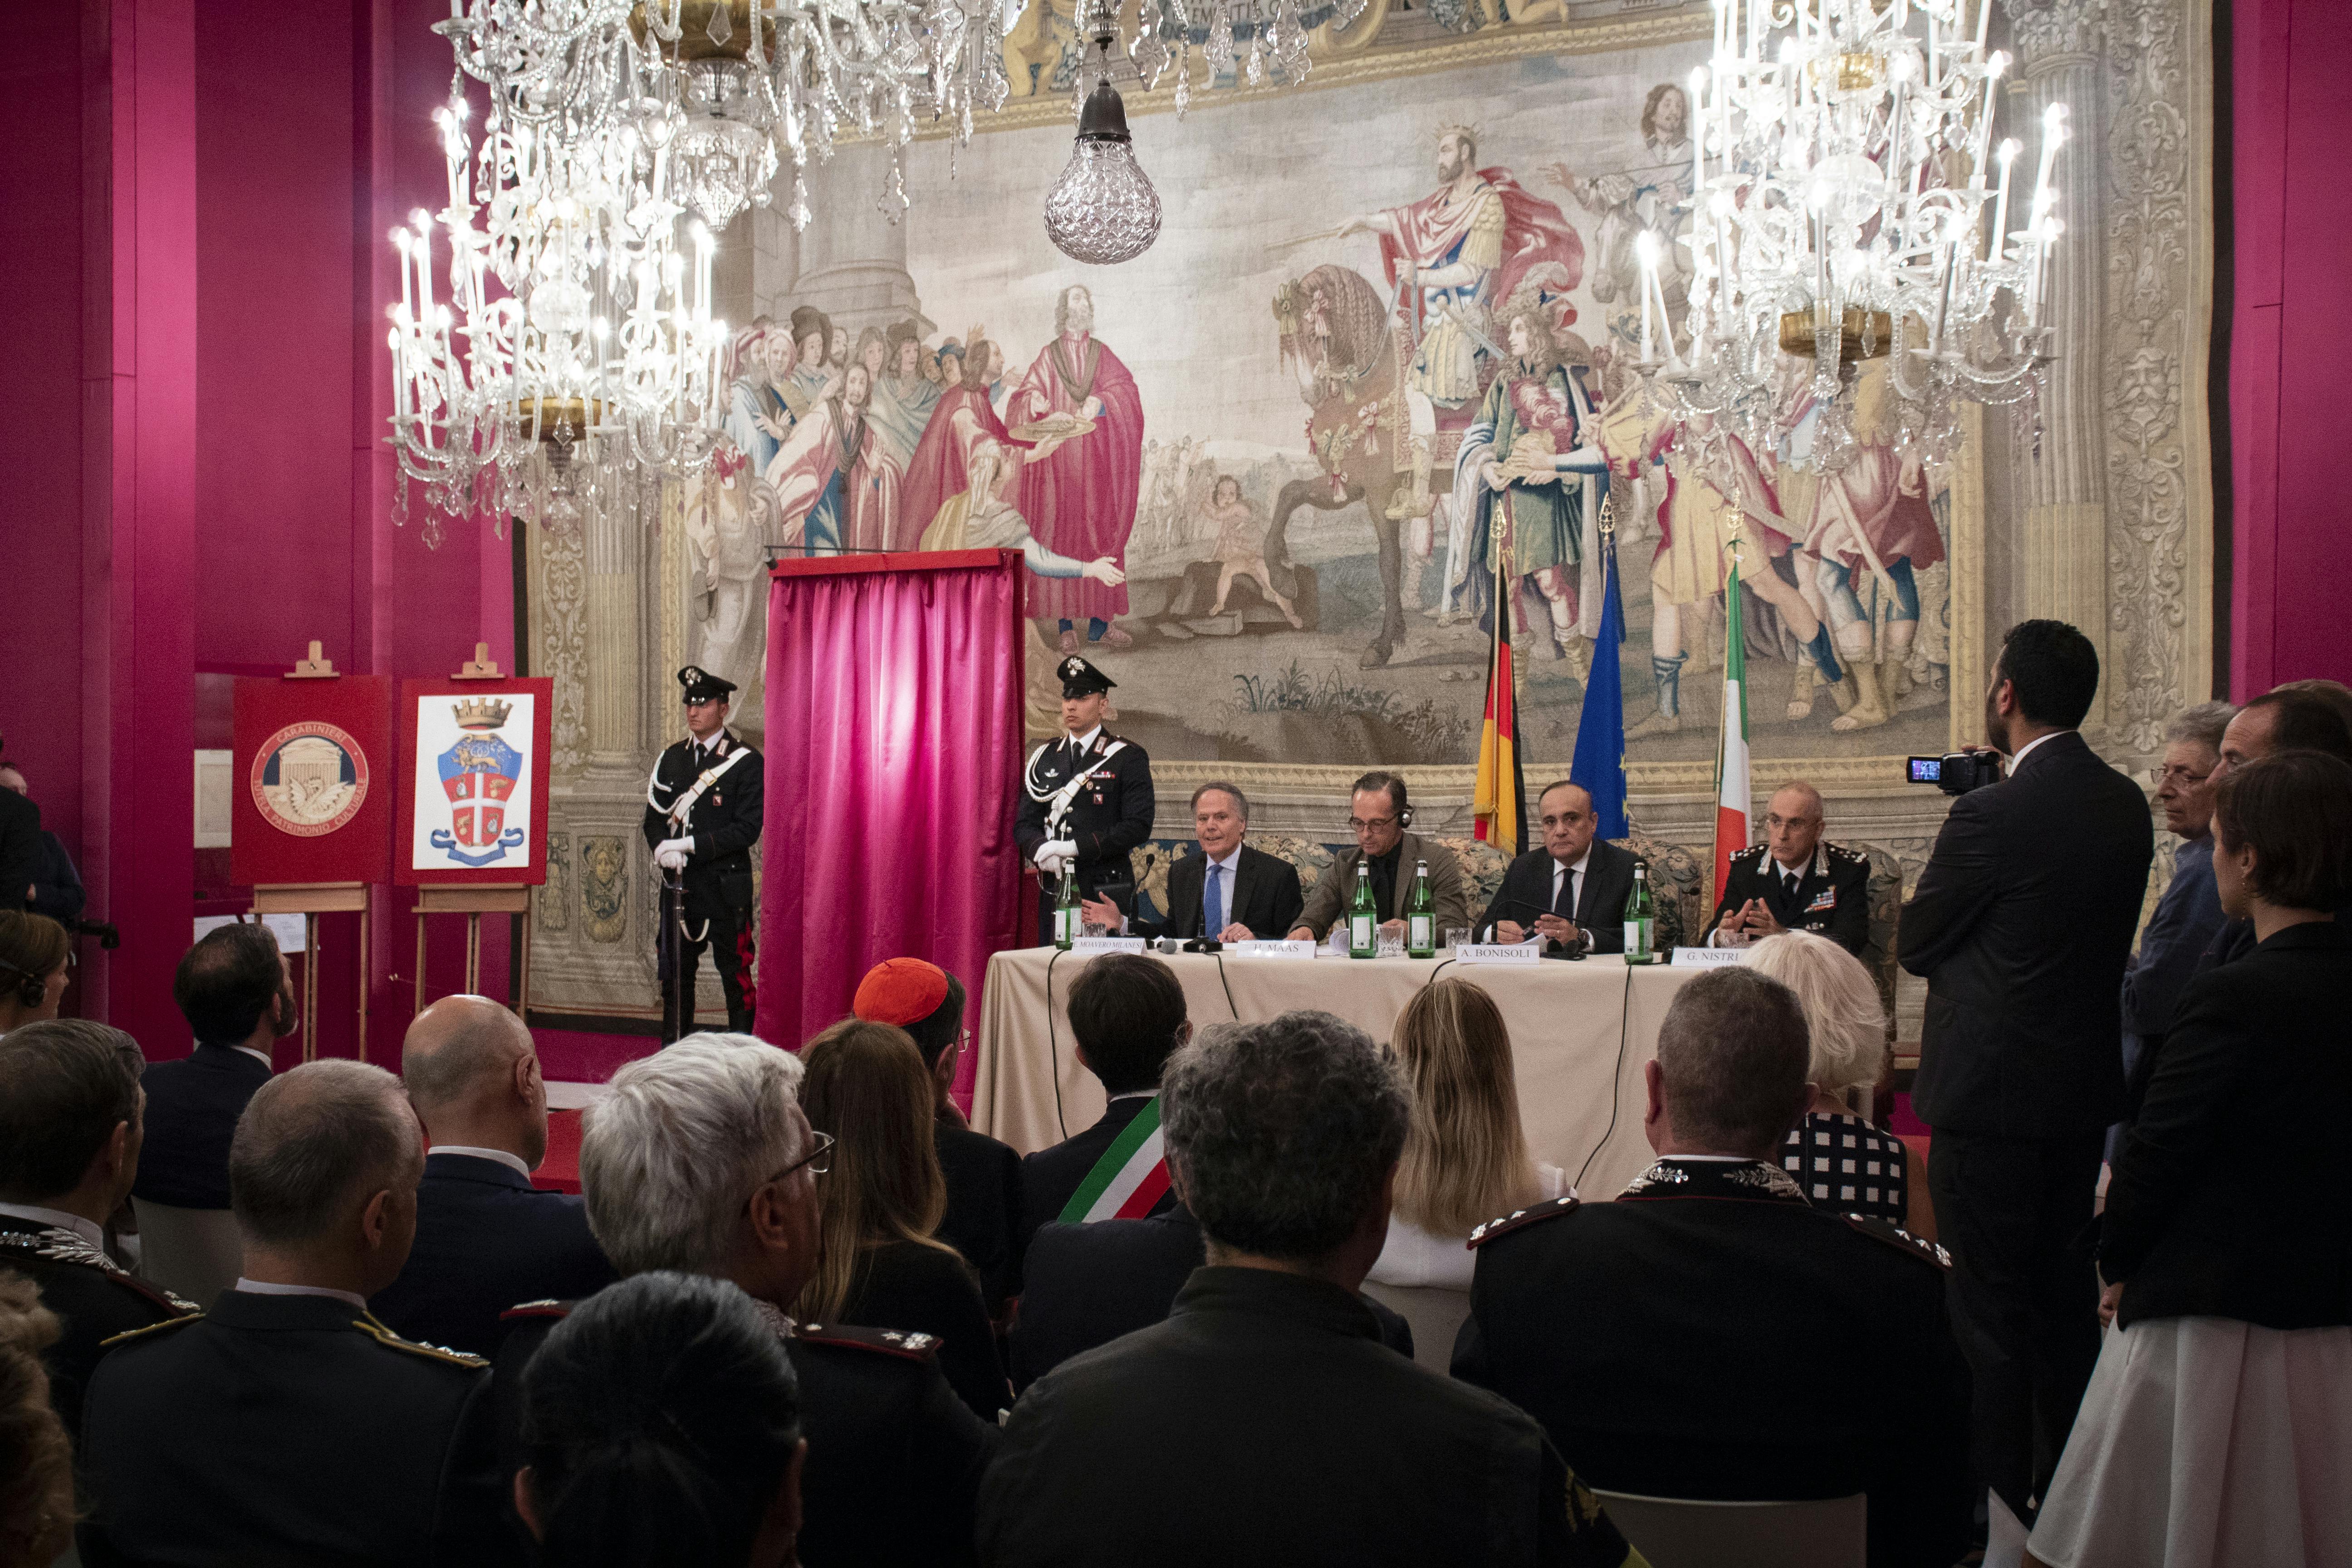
(1555, 865, 1575, 917)
(1204, 863, 1224, 936)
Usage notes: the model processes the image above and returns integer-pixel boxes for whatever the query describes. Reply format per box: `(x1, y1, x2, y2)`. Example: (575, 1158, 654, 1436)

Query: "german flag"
(1474, 574, 1527, 856)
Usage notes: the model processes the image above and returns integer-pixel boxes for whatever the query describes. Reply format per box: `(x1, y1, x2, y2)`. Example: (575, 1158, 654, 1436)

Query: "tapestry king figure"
(1017, 657, 1155, 946)
(643, 666, 765, 1038)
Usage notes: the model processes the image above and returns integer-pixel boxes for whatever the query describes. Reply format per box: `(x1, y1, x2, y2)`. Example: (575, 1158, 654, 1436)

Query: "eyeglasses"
(1762, 814, 1821, 830)
(2155, 765, 2211, 788)
(756, 1131, 835, 1193)
(1347, 815, 1400, 834)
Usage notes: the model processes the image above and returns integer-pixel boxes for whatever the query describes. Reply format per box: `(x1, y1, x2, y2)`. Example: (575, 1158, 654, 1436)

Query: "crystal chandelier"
(1044, 29, 1161, 265)
(1641, 0, 2062, 476)
(386, 83, 731, 544)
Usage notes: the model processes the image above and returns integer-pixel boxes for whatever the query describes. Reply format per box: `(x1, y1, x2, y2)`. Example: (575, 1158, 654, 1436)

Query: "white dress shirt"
(1550, 848, 1592, 923)
(232, 1278, 368, 1309)
(426, 1145, 534, 1178)
(0, 1202, 104, 1250)
(1200, 846, 1242, 933)
(233, 1045, 273, 1070)
(2009, 730, 2066, 770)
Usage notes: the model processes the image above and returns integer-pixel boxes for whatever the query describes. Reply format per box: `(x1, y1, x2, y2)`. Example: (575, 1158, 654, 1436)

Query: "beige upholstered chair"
(1589, 1490, 1866, 1568)
(132, 1199, 242, 1311)
(1359, 1281, 1473, 1373)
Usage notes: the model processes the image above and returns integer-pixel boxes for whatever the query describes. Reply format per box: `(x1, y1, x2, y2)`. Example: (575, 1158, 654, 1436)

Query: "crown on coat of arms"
(452, 697, 513, 731)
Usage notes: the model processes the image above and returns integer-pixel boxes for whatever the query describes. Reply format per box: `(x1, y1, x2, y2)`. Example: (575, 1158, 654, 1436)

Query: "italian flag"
(1057, 1097, 1171, 1223)
(1712, 558, 1751, 904)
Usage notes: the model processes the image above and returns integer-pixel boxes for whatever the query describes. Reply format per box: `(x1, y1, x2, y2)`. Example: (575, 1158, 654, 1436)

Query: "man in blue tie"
(1089, 782, 1303, 943)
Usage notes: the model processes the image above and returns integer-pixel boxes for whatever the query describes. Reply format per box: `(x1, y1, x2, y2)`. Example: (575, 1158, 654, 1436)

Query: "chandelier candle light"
(1643, 0, 2060, 478)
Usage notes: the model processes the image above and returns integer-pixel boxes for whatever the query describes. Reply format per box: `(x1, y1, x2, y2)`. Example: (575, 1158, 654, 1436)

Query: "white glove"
(655, 837, 691, 871)
(1033, 839, 1077, 875)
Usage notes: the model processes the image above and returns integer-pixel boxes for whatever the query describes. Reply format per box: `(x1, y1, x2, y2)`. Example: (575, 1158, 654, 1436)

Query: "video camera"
(1906, 752, 2005, 797)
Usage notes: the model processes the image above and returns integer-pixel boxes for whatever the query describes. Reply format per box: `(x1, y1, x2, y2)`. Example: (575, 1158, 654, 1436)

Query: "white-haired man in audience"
(492, 1032, 995, 1568)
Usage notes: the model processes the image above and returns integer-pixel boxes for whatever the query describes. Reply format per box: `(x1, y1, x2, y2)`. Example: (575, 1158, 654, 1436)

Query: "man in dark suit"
(852, 956, 1024, 1316)
(1705, 780, 1872, 954)
(2192, 686, 2352, 972)
(0, 1020, 196, 1444)
(0, 762, 85, 924)
(134, 922, 293, 1213)
(1089, 781, 1304, 941)
(1476, 780, 1641, 955)
(643, 665, 765, 1037)
(1455, 969, 1974, 1568)
(502, 1035, 996, 1568)
(79, 1060, 508, 1567)
(1018, 953, 1187, 1254)
(371, 995, 615, 1357)
(980, 1010, 1643, 1568)
(1288, 771, 1475, 942)
(1018, 656, 1156, 944)
(1900, 618, 2154, 1536)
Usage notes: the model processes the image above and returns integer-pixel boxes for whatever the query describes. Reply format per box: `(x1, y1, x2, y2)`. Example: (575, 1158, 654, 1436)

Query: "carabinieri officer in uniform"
(643, 666, 764, 1038)
(1017, 657, 1154, 946)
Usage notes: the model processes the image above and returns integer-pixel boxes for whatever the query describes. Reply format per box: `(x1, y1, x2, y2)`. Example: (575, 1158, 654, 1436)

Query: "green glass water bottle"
(1406, 860, 1436, 958)
(1053, 866, 1079, 951)
(1348, 861, 1379, 959)
(1623, 864, 1656, 964)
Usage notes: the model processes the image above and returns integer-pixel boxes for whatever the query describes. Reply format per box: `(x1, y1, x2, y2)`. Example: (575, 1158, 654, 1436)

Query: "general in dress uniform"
(643, 666, 765, 1037)
(78, 1292, 506, 1567)
(1015, 656, 1154, 945)
(1705, 840, 1872, 955)
(0, 1208, 194, 1446)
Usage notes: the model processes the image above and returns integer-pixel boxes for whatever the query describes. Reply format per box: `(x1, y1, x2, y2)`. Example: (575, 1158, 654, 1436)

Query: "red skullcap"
(853, 958, 950, 1027)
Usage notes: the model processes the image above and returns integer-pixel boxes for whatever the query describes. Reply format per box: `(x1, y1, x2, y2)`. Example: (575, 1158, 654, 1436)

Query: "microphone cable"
(1573, 960, 1639, 1195)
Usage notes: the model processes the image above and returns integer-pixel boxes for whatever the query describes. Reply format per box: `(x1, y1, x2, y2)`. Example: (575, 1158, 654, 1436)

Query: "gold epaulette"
(355, 1313, 489, 1367)
(100, 1312, 202, 1349)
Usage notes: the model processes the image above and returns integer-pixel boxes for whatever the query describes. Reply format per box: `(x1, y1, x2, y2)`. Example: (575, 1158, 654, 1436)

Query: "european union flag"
(1569, 526, 1629, 840)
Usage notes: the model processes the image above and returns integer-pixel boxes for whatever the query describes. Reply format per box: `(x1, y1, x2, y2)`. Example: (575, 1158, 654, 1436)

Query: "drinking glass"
(1443, 926, 1472, 951)
(1081, 921, 1111, 940)
(1377, 929, 1406, 960)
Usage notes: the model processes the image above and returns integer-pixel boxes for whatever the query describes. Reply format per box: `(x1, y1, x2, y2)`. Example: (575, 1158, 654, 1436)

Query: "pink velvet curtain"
(759, 550, 1026, 1102)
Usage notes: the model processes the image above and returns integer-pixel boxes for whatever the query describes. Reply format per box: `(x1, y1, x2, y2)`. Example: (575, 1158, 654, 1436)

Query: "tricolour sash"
(1057, 1096, 1170, 1224)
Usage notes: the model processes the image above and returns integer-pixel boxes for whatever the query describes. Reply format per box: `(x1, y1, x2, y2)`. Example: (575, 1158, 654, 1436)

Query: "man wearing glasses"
(1704, 780, 1871, 956)
(1286, 771, 1473, 945)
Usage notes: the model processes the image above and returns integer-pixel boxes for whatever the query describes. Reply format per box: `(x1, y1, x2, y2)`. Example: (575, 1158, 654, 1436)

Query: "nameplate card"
(1070, 936, 1148, 956)
(1452, 942, 1544, 966)
(1231, 939, 1318, 960)
(1669, 945, 1750, 968)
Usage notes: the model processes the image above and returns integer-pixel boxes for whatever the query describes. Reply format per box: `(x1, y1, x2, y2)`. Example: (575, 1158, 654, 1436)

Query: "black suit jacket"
(370, 1153, 618, 1358)
(840, 1239, 1010, 1420)
(0, 1215, 195, 1446)
(0, 787, 39, 912)
(497, 1298, 997, 1568)
(1138, 843, 1306, 941)
(1901, 731, 2155, 1136)
(133, 1043, 274, 1210)
(1017, 1096, 1176, 1262)
(935, 1119, 1024, 1313)
(1706, 841, 1872, 954)
(2103, 921, 2352, 1330)
(980, 1267, 1637, 1568)
(1477, 839, 1640, 954)
(1454, 1160, 1973, 1568)
(80, 1290, 505, 1568)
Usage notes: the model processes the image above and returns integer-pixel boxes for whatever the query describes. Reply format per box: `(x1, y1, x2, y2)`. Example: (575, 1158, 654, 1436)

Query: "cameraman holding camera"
(1899, 620, 2153, 1545)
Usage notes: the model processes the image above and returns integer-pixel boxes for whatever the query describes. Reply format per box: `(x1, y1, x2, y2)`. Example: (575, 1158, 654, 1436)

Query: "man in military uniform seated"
(495, 1034, 996, 1568)
(979, 1009, 1647, 1568)
(1477, 780, 1642, 955)
(1018, 655, 1155, 944)
(1455, 969, 1973, 1568)
(0, 1019, 195, 1445)
(1705, 780, 1871, 955)
(1287, 771, 1475, 944)
(80, 1059, 507, 1567)
(643, 666, 765, 1038)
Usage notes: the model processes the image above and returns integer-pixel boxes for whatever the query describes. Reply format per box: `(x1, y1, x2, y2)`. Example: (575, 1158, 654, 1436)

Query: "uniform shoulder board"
(1824, 842, 1868, 865)
(499, 1298, 574, 1323)
(1731, 843, 1768, 864)
(791, 1322, 941, 1362)
(100, 1311, 203, 1349)
(355, 1314, 490, 1368)
(1841, 1213, 1951, 1269)
(1467, 1196, 1581, 1249)
(111, 1271, 202, 1318)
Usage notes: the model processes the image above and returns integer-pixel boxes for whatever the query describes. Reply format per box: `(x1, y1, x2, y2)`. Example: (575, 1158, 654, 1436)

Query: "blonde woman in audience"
(1368, 978, 1565, 1291)
(1747, 930, 1933, 1238)
(796, 1019, 1010, 1420)
(0, 911, 69, 1034)
(0, 1271, 74, 1568)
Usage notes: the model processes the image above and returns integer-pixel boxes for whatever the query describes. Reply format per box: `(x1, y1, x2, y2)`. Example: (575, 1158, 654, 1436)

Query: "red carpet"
(532, 1027, 660, 1086)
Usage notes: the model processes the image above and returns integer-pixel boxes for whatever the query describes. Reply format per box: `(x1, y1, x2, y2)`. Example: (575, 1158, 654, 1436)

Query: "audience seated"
(1367, 977, 1565, 1292)
(135, 921, 292, 1210)
(515, 1271, 806, 1568)
(2028, 751, 2352, 1568)
(0, 911, 70, 1034)
(1745, 930, 1932, 1237)
(853, 958, 1024, 1317)
(0, 1019, 194, 1444)
(511, 1032, 994, 1568)
(797, 1018, 1009, 1420)
(372, 995, 617, 1356)
(0, 1272, 74, 1568)
(80, 1059, 505, 1568)
(1455, 968, 1973, 1568)
(979, 1009, 1642, 1568)
(1017, 953, 1186, 1255)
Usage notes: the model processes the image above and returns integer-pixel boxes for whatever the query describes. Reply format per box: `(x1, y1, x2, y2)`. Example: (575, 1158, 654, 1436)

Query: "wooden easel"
(412, 644, 533, 1017)
(252, 642, 372, 1062)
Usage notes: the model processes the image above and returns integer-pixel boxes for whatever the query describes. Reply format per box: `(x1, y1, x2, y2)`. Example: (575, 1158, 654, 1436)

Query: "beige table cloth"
(973, 947, 1707, 1202)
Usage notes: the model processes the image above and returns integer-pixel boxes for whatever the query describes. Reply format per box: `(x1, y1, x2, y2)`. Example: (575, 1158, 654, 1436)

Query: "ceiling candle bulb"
(1975, 52, 2007, 170)
(1976, 0, 1992, 53)
(1637, 230, 1661, 360)
(1690, 66, 1709, 199)
(1988, 137, 2020, 263)
(2030, 102, 2068, 236)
